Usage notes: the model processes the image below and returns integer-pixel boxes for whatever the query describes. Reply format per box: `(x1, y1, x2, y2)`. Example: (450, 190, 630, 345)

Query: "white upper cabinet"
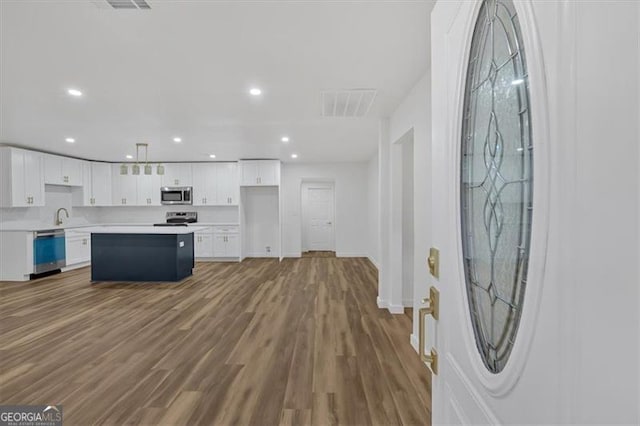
(90, 162, 113, 206)
(239, 160, 280, 186)
(111, 165, 137, 206)
(0, 147, 45, 207)
(192, 163, 217, 206)
(111, 164, 161, 206)
(161, 163, 193, 187)
(44, 154, 83, 186)
(136, 173, 161, 206)
(193, 162, 239, 205)
(216, 163, 239, 204)
(74, 162, 112, 206)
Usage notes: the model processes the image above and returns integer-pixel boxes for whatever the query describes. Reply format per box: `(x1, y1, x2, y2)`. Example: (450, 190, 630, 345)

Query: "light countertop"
(85, 225, 211, 235)
(0, 222, 239, 232)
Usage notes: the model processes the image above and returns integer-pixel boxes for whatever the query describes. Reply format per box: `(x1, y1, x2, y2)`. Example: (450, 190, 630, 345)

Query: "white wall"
(378, 72, 431, 333)
(93, 205, 238, 224)
(401, 138, 414, 307)
(367, 154, 380, 267)
(281, 162, 369, 258)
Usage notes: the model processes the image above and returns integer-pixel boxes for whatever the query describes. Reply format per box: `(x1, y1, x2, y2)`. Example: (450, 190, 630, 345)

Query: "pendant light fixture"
(121, 143, 159, 175)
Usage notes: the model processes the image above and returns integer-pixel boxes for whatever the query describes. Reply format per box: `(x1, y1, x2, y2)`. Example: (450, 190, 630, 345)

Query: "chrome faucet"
(55, 208, 69, 226)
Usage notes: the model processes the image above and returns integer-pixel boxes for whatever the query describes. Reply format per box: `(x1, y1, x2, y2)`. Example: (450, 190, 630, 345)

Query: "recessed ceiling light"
(249, 88, 262, 96)
(173, 137, 182, 143)
(291, 154, 298, 159)
(67, 88, 83, 97)
(126, 155, 133, 159)
(65, 137, 75, 143)
(209, 154, 216, 159)
(281, 136, 290, 143)
(511, 79, 525, 85)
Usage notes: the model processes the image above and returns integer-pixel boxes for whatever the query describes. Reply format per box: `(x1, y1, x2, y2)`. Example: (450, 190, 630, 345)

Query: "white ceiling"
(0, 0, 434, 163)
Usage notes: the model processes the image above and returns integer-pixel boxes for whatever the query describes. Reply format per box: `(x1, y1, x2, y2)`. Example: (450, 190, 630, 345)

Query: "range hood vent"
(105, 0, 151, 9)
(321, 89, 377, 118)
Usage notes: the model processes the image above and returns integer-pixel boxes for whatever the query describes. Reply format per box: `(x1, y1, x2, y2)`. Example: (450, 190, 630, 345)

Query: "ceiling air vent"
(105, 0, 151, 9)
(321, 89, 377, 118)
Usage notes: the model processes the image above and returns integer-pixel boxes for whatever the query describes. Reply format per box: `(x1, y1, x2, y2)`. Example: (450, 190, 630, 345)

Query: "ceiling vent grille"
(321, 89, 377, 118)
(105, 0, 151, 9)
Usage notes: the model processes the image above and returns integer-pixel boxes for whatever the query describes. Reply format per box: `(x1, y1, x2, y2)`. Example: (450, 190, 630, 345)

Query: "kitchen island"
(90, 226, 205, 282)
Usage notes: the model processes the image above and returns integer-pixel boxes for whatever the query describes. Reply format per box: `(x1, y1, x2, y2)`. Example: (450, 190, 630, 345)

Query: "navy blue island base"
(91, 232, 195, 282)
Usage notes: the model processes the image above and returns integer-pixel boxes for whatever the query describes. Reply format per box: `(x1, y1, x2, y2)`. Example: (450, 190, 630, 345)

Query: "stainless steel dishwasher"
(33, 229, 66, 274)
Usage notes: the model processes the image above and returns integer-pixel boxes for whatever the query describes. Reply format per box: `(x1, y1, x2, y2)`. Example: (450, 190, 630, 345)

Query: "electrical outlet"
(266, 246, 271, 253)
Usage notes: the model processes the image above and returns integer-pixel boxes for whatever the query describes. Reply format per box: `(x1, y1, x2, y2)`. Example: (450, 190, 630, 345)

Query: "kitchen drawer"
(212, 225, 239, 234)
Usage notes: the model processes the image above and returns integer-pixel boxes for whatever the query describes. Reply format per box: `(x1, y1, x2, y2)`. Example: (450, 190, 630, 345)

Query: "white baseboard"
(367, 256, 380, 269)
(282, 252, 302, 258)
(377, 297, 405, 314)
(336, 252, 368, 258)
(243, 253, 279, 258)
(388, 303, 405, 314)
(410, 333, 419, 354)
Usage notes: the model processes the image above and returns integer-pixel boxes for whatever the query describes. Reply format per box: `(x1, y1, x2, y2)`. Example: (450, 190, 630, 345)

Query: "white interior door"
(302, 183, 335, 251)
(428, 1, 639, 424)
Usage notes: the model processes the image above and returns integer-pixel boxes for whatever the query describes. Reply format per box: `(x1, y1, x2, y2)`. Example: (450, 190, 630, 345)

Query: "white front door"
(428, 0, 639, 424)
(302, 184, 335, 251)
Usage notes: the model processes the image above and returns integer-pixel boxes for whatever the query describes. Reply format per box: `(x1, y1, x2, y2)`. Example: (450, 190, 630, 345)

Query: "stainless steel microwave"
(160, 187, 192, 205)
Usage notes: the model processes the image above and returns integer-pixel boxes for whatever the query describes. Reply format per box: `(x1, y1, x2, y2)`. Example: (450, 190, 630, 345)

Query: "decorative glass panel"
(460, 0, 533, 374)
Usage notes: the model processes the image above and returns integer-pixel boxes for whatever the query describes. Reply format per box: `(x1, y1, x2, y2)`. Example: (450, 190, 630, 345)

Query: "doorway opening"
(301, 181, 336, 256)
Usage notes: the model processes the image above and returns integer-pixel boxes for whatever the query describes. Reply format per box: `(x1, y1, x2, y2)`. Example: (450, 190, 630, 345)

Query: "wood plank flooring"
(0, 258, 431, 426)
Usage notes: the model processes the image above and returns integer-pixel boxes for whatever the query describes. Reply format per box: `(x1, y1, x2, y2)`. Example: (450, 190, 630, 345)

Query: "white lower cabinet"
(65, 231, 91, 267)
(194, 230, 214, 258)
(213, 226, 240, 258)
(213, 234, 239, 257)
(194, 226, 239, 260)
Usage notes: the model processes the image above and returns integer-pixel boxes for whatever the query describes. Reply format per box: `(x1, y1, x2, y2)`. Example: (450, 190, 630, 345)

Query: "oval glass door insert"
(460, 0, 533, 374)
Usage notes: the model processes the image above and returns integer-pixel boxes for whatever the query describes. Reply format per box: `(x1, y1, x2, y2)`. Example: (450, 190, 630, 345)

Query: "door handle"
(419, 286, 440, 375)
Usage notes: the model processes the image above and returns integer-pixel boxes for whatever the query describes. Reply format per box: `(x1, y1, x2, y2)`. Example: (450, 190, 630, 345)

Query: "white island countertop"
(82, 226, 211, 235)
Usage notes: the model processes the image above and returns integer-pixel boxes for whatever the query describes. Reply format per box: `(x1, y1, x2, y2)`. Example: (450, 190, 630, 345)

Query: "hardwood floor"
(0, 258, 431, 426)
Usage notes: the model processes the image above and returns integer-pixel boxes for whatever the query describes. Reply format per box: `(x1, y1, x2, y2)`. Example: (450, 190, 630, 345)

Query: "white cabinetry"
(212, 226, 240, 258)
(0, 147, 45, 207)
(161, 163, 192, 187)
(194, 228, 214, 258)
(136, 173, 161, 206)
(216, 163, 239, 204)
(0, 231, 34, 281)
(65, 230, 91, 267)
(74, 162, 112, 206)
(111, 165, 161, 206)
(192, 164, 217, 206)
(193, 162, 239, 206)
(111, 166, 137, 206)
(239, 160, 280, 186)
(44, 154, 83, 186)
